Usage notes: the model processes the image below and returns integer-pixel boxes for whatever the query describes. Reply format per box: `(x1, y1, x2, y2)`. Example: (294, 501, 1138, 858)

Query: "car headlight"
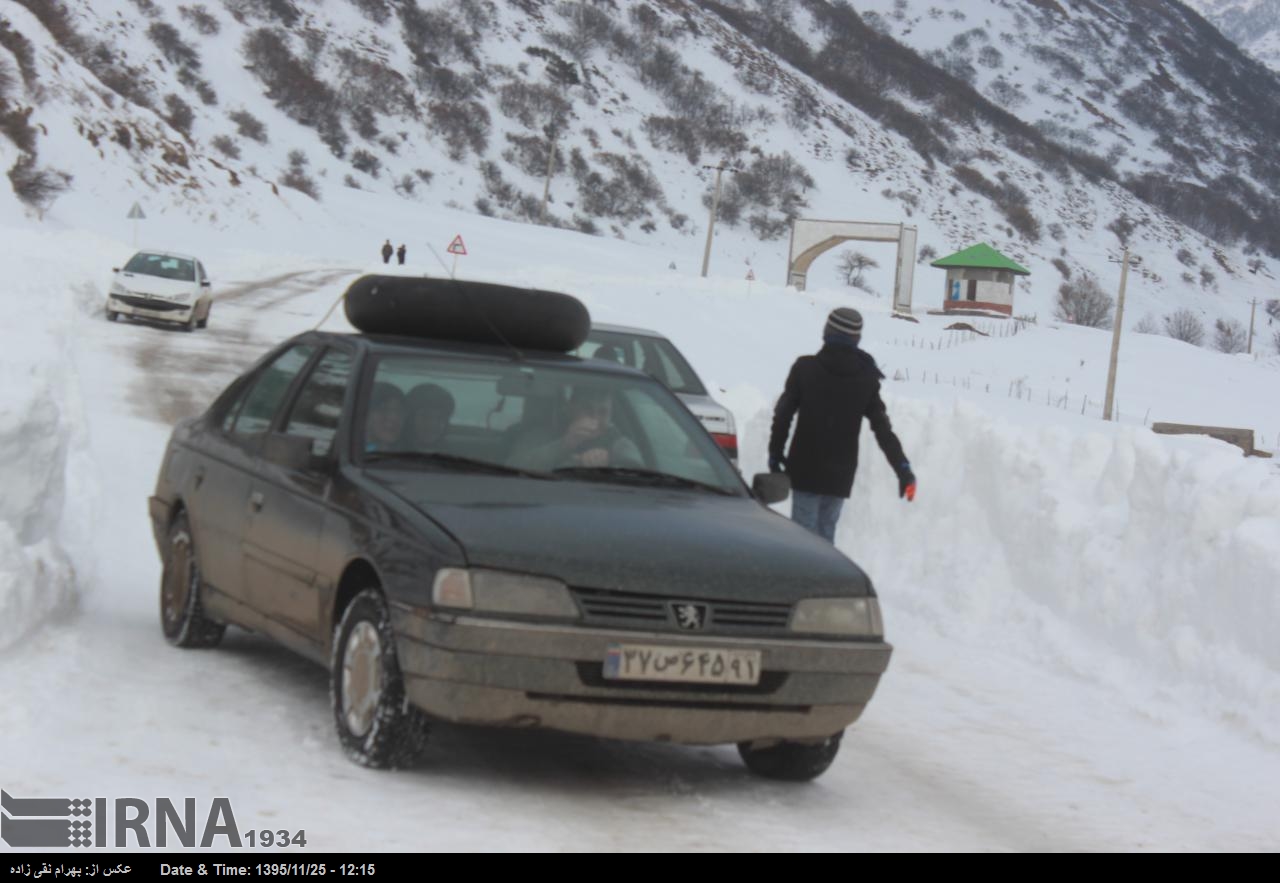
(790, 597, 883, 638)
(431, 568, 580, 620)
(172, 291, 193, 303)
(109, 281, 127, 295)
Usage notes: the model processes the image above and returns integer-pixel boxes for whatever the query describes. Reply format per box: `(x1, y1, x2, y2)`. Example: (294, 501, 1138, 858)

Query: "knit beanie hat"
(824, 307, 863, 342)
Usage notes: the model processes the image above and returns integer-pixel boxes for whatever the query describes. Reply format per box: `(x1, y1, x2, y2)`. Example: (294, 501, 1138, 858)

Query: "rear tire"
(330, 589, 429, 768)
(160, 511, 226, 648)
(105, 308, 119, 322)
(738, 731, 843, 782)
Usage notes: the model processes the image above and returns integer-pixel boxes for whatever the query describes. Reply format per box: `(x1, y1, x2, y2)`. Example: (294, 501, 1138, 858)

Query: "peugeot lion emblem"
(672, 602, 709, 631)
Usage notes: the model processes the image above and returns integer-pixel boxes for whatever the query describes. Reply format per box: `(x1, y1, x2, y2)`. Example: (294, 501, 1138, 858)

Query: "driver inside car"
(509, 388, 642, 472)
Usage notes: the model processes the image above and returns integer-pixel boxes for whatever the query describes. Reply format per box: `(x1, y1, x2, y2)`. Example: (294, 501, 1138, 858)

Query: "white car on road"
(106, 250, 213, 331)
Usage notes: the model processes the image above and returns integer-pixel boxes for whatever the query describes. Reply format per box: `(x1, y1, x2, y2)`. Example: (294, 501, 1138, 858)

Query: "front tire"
(738, 731, 844, 782)
(160, 511, 226, 648)
(330, 589, 429, 768)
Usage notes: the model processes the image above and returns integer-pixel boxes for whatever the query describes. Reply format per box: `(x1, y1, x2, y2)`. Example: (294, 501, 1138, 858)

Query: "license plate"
(603, 644, 762, 686)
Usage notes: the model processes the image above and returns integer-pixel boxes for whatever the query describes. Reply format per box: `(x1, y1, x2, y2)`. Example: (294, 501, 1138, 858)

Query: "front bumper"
(108, 294, 194, 323)
(391, 604, 892, 745)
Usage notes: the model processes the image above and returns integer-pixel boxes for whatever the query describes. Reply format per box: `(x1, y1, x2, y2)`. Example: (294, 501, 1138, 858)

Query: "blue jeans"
(790, 491, 845, 543)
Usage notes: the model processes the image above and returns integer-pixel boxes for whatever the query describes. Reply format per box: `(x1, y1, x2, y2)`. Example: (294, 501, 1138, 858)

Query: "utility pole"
(540, 129, 556, 225)
(699, 161, 738, 278)
(1103, 248, 1132, 422)
(1247, 297, 1259, 354)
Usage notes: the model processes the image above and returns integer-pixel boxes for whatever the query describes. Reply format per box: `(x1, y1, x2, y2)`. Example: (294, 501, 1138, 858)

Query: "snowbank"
(739, 394, 1280, 742)
(0, 227, 100, 649)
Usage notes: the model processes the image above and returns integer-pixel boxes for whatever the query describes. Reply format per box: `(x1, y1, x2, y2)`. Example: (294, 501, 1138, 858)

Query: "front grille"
(114, 294, 187, 312)
(571, 587, 792, 636)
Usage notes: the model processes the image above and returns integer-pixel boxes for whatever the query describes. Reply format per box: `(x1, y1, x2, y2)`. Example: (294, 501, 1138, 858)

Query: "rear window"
(579, 330, 707, 396)
(124, 252, 196, 283)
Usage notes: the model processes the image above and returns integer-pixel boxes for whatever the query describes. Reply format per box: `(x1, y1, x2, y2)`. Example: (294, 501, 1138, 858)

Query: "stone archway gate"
(786, 219, 917, 313)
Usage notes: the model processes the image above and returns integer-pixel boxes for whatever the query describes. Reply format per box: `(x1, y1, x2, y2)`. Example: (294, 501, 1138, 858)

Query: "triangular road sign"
(127, 202, 146, 220)
(447, 235, 467, 256)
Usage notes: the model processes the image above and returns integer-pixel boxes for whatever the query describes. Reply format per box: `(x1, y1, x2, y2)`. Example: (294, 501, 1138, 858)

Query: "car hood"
(368, 471, 872, 601)
(116, 274, 197, 298)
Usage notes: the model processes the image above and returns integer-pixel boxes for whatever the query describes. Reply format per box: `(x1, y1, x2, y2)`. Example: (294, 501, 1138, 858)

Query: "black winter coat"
(769, 342, 907, 498)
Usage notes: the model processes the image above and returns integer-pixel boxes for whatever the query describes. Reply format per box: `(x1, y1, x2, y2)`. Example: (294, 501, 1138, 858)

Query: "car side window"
(281, 349, 352, 458)
(230, 345, 317, 438)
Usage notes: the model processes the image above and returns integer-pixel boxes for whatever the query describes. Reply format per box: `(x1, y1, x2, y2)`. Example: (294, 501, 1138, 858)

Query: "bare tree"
(1054, 275, 1113, 328)
(1164, 309, 1205, 346)
(1213, 318, 1247, 353)
(838, 250, 878, 289)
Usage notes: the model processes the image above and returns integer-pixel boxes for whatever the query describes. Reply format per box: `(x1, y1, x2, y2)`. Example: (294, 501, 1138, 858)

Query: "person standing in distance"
(381, 240, 393, 264)
(768, 308, 916, 543)
(396, 243, 407, 265)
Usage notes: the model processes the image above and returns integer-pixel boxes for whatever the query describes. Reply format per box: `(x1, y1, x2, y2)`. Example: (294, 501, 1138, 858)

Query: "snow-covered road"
(3, 265, 1276, 852)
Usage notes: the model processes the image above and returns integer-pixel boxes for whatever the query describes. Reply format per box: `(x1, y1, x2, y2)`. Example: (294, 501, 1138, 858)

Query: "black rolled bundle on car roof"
(342, 274, 591, 353)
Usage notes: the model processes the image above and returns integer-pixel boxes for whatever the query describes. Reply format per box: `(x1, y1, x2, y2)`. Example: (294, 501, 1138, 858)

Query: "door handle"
(249, 491, 265, 513)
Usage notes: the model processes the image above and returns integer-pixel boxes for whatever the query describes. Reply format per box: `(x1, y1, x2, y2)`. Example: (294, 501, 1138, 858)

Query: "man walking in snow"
(381, 240, 393, 264)
(769, 308, 916, 543)
(397, 243, 407, 265)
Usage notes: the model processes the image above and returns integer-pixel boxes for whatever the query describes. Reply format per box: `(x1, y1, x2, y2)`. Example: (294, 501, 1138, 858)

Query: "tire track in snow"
(124, 267, 358, 426)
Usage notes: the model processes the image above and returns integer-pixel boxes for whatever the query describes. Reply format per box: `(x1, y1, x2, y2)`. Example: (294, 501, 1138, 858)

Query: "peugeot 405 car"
(108, 250, 213, 331)
(148, 277, 891, 781)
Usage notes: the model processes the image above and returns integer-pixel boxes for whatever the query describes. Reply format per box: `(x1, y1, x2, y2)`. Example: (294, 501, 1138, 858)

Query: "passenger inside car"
(365, 382, 406, 452)
(508, 388, 642, 471)
(403, 383, 456, 451)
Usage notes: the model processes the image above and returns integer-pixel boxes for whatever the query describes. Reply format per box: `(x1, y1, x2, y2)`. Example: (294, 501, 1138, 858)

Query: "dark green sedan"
(148, 307, 891, 781)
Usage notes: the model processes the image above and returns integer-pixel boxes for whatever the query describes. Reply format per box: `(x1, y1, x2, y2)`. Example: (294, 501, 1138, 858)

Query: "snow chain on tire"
(161, 513, 226, 648)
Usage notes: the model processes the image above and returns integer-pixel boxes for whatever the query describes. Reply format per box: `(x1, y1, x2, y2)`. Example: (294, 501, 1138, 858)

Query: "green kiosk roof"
(930, 243, 1031, 275)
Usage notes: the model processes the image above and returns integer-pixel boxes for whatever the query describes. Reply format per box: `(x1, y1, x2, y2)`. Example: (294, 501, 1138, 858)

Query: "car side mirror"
(112, 267, 120, 273)
(752, 472, 790, 505)
(201, 280, 211, 288)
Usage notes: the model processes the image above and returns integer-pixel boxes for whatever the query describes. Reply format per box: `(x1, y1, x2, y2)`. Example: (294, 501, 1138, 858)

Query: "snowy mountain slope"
(1185, 0, 1280, 70)
(1, 0, 1278, 343)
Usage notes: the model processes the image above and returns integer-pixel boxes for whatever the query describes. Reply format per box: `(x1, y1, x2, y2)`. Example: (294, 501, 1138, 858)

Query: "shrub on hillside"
(502, 133, 563, 178)
(179, 5, 221, 35)
(0, 20, 40, 91)
(1132, 313, 1160, 334)
(176, 67, 218, 106)
(427, 100, 490, 160)
(347, 0, 391, 25)
(498, 80, 572, 132)
(279, 149, 319, 200)
(1273, 328, 1280, 356)
(571, 149, 663, 223)
(1054, 275, 1114, 329)
(242, 28, 346, 156)
(163, 94, 195, 137)
(1164, 309, 1205, 346)
(0, 102, 38, 154)
(547, 0, 616, 64)
(838, 250, 878, 290)
(228, 109, 268, 143)
(917, 244, 938, 264)
(1266, 299, 1280, 321)
(210, 134, 239, 159)
(350, 149, 381, 178)
(641, 115, 701, 165)
(1213, 318, 1247, 354)
(148, 22, 201, 69)
(8, 154, 72, 211)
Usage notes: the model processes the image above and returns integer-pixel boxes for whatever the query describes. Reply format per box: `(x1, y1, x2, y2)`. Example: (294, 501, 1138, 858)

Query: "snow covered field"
(1, 194, 1279, 851)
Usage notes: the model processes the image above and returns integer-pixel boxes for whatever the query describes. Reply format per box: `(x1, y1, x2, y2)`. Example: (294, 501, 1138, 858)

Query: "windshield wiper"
(364, 451, 554, 480)
(551, 466, 736, 496)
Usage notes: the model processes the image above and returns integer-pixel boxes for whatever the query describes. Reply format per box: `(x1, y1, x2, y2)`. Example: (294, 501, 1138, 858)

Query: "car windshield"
(123, 252, 196, 282)
(577, 330, 708, 396)
(358, 354, 743, 495)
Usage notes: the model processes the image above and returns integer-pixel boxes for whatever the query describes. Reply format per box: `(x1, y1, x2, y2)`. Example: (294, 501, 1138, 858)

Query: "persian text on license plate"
(603, 644, 762, 686)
